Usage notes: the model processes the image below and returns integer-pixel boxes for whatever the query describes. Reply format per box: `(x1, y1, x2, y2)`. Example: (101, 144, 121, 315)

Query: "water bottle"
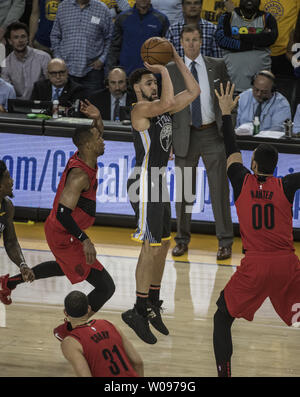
(284, 119, 293, 139)
(52, 100, 59, 119)
(253, 116, 260, 135)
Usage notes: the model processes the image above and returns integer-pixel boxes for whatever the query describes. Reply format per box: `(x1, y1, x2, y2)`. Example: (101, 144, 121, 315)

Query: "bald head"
(47, 58, 68, 88)
(107, 67, 128, 98)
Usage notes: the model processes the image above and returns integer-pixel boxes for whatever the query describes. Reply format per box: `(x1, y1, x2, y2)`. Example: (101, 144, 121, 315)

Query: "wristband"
(19, 262, 27, 268)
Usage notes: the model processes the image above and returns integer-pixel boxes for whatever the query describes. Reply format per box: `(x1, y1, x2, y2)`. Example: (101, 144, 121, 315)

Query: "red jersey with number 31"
(69, 319, 139, 377)
(235, 174, 294, 253)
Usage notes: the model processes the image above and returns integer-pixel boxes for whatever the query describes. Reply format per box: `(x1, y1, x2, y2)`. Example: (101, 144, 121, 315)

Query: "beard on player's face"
(140, 88, 158, 101)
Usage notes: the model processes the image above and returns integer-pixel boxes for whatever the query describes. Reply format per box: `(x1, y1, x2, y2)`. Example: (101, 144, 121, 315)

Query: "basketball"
(140, 37, 173, 66)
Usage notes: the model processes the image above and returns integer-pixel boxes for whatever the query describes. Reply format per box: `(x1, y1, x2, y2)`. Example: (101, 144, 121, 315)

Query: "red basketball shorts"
(224, 252, 300, 326)
(44, 217, 103, 284)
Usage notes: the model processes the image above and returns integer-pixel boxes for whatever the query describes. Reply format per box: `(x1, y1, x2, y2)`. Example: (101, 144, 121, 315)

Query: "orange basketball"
(140, 37, 173, 65)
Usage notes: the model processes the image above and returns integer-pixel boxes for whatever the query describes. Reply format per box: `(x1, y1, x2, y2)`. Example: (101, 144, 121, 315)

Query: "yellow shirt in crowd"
(230, 0, 300, 56)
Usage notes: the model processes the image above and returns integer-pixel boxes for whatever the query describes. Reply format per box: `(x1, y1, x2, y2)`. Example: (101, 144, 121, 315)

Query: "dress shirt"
(110, 93, 127, 121)
(185, 54, 215, 125)
(1, 46, 51, 100)
(236, 88, 292, 132)
(50, 0, 113, 77)
(0, 78, 16, 110)
(165, 17, 222, 58)
(51, 85, 64, 101)
(293, 104, 300, 133)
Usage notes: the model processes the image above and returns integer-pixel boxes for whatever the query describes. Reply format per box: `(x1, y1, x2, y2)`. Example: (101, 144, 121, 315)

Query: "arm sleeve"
(227, 163, 250, 202)
(98, 9, 114, 64)
(221, 115, 240, 158)
(56, 203, 88, 242)
(282, 173, 300, 204)
(50, 10, 63, 58)
(268, 95, 291, 131)
(106, 16, 123, 71)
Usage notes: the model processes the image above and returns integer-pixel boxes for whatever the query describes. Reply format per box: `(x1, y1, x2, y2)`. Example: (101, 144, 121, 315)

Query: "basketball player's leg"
(85, 267, 115, 317)
(213, 290, 235, 377)
(122, 240, 157, 344)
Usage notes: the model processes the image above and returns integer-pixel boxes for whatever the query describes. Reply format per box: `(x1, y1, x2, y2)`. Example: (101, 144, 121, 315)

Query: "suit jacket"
(167, 56, 230, 158)
(30, 78, 84, 105)
(88, 88, 136, 120)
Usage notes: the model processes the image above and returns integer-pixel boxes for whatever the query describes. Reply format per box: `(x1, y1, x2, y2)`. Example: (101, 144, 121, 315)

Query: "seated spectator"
(89, 66, 135, 120)
(106, 0, 169, 76)
(1, 22, 51, 99)
(293, 104, 300, 133)
(51, 0, 113, 95)
(0, 0, 25, 44)
(215, 0, 278, 93)
(29, 0, 61, 55)
(165, 0, 222, 58)
(31, 58, 84, 108)
(236, 70, 291, 132)
(0, 69, 16, 112)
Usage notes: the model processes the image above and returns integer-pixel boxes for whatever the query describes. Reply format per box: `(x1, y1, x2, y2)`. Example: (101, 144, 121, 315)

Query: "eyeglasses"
(48, 70, 67, 76)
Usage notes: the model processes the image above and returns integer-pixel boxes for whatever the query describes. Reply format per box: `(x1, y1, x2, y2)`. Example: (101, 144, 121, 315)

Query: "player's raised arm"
(80, 99, 104, 137)
(215, 82, 242, 170)
(131, 63, 175, 129)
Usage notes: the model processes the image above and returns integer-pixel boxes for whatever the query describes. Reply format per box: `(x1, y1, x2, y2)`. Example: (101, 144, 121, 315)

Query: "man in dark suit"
(167, 24, 234, 260)
(88, 66, 135, 121)
(31, 58, 84, 108)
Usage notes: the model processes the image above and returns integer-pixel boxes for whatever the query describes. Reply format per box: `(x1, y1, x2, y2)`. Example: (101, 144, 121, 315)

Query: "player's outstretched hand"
(214, 81, 239, 115)
(20, 265, 35, 283)
(144, 61, 166, 74)
(80, 99, 101, 120)
(83, 238, 97, 265)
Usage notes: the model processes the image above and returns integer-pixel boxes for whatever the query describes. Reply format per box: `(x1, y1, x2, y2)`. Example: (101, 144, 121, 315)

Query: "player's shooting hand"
(144, 62, 166, 74)
(20, 265, 35, 283)
(80, 99, 100, 120)
(83, 239, 97, 265)
(169, 42, 180, 62)
(215, 81, 239, 115)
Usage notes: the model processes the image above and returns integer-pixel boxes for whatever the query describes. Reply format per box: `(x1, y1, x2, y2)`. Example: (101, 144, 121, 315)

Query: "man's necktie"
(254, 102, 263, 120)
(190, 61, 202, 128)
(53, 88, 60, 101)
(113, 98, 120, 121)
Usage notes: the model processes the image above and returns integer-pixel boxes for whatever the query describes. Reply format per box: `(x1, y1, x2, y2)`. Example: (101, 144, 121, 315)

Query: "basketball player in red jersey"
(0, 101, 115, 339)
(212, 82, 300, 377)
(60, 290, 143, 377)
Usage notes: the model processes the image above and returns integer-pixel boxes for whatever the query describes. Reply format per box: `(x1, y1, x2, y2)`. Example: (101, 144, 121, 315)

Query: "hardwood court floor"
(1, 222, 300, 378)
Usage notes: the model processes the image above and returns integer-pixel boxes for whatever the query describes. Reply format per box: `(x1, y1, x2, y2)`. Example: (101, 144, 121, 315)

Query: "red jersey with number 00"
(69, 319, 139, 377)
(48, 151, 98, 231)
(235, 174, 294, 253)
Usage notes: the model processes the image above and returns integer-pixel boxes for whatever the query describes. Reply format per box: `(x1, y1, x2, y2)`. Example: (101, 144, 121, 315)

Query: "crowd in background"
(0, 0, 299, 131)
